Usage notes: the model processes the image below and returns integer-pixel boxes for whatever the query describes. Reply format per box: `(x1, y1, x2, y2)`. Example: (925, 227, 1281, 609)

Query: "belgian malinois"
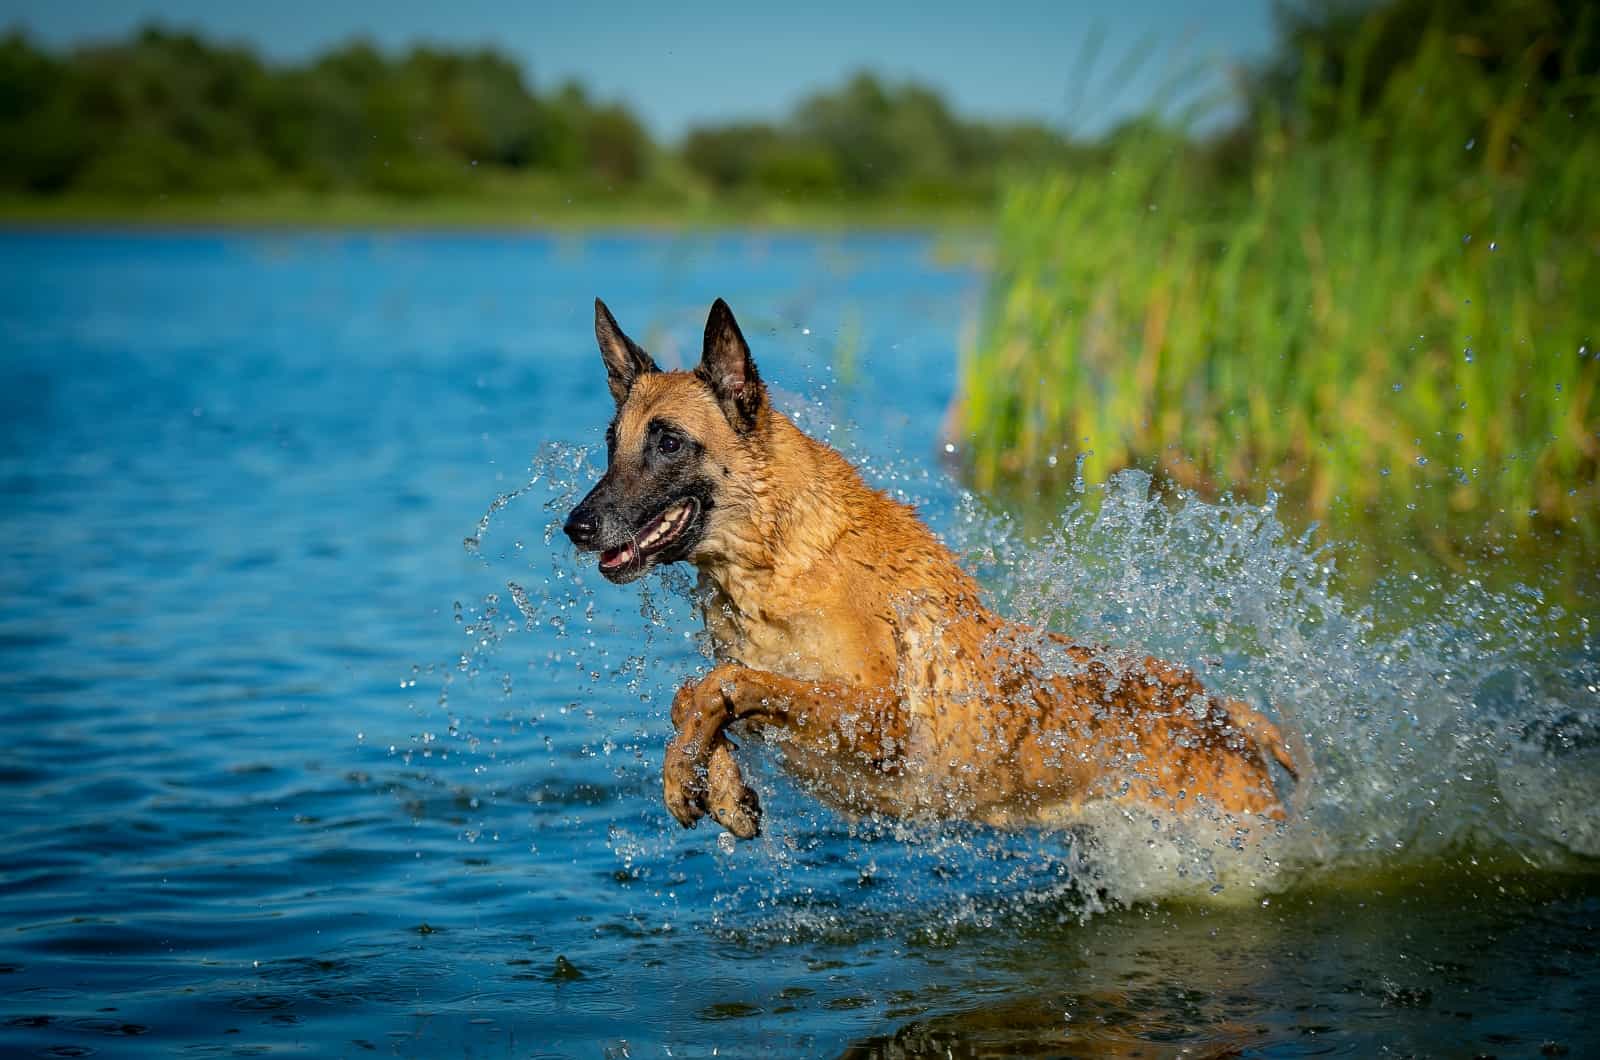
(564, 298, 1296, 840)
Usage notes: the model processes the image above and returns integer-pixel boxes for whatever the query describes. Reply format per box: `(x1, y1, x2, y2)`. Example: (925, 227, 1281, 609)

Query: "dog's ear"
(696, 298, 763, 431)
(594, 298, 658, 405)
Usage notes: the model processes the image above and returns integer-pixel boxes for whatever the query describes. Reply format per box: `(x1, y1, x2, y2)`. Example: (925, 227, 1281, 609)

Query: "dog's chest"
(702, 605, 849, 683)
(698, 579, 885, 685)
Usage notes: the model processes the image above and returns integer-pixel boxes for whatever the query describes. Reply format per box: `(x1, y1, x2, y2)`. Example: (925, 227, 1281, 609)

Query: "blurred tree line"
(683, 73, 1080, 203)
(0, 25, 1078, 204)
(1215, 0, 1598, 182)
(0, 27, 651, 197)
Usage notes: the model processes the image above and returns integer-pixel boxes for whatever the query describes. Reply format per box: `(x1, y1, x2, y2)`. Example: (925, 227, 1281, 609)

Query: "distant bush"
(0, 27, 654, 198)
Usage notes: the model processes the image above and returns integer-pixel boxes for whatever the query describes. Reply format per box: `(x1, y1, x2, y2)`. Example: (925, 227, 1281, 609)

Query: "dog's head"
(563, 297, 767, 583)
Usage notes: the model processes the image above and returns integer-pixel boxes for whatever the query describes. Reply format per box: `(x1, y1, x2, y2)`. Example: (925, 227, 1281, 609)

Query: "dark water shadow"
(837, 871, 1600, 1059)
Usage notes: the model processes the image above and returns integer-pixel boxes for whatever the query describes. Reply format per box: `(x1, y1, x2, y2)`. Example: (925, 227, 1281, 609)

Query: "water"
(1, 230, 1595, 1057)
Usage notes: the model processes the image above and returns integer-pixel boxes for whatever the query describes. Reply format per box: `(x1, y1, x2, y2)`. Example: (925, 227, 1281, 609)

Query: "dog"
(564, 298, 1296, 840)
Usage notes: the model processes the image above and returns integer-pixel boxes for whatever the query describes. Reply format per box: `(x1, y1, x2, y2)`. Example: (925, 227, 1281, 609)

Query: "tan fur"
(609, 371, 1296, 839)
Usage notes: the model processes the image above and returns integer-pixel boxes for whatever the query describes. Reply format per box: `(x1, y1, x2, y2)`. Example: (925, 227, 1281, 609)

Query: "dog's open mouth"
(598, 497, 699, 576)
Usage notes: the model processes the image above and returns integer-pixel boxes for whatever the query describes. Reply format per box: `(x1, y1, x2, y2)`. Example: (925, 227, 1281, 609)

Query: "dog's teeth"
(638, 501, 692, 553)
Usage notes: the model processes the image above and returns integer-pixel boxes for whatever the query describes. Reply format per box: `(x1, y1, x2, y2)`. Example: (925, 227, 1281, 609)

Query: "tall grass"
(960, 11, 1598, 538)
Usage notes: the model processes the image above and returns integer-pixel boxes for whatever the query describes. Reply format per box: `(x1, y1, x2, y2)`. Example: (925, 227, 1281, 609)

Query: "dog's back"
(684, 402, 1290, 824)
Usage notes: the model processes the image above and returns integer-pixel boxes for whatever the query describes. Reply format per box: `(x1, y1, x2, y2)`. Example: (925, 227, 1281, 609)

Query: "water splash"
(957, 470, 1597, 882)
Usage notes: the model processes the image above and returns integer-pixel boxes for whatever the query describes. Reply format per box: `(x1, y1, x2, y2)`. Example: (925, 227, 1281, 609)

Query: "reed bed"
(960, 13, 1598, 537)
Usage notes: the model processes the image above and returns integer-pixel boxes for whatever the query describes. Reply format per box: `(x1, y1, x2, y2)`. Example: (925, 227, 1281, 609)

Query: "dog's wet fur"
(566, 298, 1296, 840)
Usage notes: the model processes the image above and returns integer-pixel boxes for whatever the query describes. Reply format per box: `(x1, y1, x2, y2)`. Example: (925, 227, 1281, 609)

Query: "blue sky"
(0, 1, 1278, 138)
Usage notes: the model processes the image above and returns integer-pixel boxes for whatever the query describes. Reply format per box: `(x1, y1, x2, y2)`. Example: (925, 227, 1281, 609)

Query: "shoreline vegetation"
(3, 2, 1595, 555)
(961, 0, 1598, 543)
(0, 191, 991, 232)
(0, 25, 1069, 230)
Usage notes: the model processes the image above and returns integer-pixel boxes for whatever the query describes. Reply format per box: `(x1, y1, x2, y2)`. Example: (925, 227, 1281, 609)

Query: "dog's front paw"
(662, 744, 707, 828)
(707, 741, 761, 840)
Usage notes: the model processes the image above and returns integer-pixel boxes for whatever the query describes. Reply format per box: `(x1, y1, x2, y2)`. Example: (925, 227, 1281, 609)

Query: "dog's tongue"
(599, 542, 635, 570)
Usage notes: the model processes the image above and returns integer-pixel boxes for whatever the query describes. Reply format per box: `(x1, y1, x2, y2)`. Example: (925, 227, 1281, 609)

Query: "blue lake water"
(1, 230, 1596, 1058)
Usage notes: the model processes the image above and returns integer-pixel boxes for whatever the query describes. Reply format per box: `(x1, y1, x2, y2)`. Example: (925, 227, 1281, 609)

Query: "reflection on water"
(0, 231, 1595, 1057)
(840, 874, 1597, 1058)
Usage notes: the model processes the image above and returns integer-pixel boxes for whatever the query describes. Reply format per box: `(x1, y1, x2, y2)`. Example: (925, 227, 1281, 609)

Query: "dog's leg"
(705, 737, 761, 838)
(665, 678, 762, 834)
(663, 663, 905, 835)
(1222, 698, 1298, 778)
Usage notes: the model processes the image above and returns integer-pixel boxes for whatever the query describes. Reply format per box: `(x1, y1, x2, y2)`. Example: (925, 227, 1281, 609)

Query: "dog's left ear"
(595, 298, 659, 405)
(696, 298, 764, 431)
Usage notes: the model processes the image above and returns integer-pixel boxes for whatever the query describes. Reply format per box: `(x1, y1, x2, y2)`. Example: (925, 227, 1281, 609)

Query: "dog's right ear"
(696, 298, 764, 431)
(594, 298, 659, 405)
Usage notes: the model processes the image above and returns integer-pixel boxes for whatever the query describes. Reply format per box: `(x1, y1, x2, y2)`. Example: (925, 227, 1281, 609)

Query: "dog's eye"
(657, 432, 682, 455)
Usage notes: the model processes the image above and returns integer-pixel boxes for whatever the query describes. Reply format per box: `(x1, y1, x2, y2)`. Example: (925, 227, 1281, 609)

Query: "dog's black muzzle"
(563, 469, 710, 584)
(563, 482, 608, 550)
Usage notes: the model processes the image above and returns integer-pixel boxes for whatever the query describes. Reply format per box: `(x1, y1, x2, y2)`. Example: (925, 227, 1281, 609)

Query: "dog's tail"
(1225, 699, 1298, 780)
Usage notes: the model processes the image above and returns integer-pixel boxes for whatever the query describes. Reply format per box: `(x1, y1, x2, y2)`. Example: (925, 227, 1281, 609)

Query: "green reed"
(960, 16, 1598, 539)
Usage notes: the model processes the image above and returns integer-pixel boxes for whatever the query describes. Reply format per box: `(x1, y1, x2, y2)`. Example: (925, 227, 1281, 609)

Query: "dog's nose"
(563, 505, 599, 548)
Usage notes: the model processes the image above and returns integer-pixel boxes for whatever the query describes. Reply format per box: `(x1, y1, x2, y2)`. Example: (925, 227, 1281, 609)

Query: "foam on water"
(449, 422, 1597, 933)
